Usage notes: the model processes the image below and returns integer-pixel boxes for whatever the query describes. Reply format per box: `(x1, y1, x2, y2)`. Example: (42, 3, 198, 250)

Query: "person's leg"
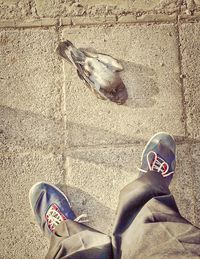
(46, 220, 112, 259)
(29, 182, 112, 259)
(112, 133, 200, 259)
(29, 132, 200, 259)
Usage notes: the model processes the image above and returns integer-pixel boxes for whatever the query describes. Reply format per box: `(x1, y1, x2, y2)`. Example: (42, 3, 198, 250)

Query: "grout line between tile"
(176, 9, 188, 138)
(56, 25, 69, 184)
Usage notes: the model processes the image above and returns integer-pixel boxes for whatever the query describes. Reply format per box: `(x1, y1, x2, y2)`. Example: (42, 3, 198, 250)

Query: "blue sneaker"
(29, 182, 88, 238)
(138, 132, 176, 186)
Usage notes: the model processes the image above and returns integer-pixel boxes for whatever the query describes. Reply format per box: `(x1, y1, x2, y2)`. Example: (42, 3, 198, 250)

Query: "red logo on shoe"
(45, 204, 67, 232)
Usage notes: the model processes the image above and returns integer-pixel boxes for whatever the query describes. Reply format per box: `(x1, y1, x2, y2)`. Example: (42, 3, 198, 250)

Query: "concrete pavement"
(0, 0, 200, 258)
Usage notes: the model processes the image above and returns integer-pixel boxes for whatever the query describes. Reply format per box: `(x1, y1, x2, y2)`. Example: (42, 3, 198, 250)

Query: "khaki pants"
(46, 172, 200, 259)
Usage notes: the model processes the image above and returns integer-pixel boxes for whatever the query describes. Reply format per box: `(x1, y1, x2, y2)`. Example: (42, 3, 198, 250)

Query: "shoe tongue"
(158, 143, 175, 163)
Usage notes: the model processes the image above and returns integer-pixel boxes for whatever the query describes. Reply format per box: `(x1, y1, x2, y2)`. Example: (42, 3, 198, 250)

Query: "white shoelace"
(74, 213, 89, 223)
(138, 151, 174, 177)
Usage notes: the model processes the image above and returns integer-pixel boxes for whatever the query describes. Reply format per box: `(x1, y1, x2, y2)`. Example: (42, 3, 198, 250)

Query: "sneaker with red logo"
(138, 132, 176, 186)
(29, 182, 88, 238)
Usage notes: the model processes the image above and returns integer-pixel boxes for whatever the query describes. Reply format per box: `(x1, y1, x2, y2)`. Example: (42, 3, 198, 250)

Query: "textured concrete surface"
(0, 2, 200, 259)
(0, 151, 64, 259)
(62, 24, 184, 146)
(33, 0, 178, 17)
(180, 23, 200, 139)
(0, 106, 64, 153)
(1, 0, 176, 19)
(64, 145, 143, 234)
(0, 28, 62, 119)
(171, 144, 196, 225)
(1, 0, 200, 21)
(191, 143, 200, 225)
